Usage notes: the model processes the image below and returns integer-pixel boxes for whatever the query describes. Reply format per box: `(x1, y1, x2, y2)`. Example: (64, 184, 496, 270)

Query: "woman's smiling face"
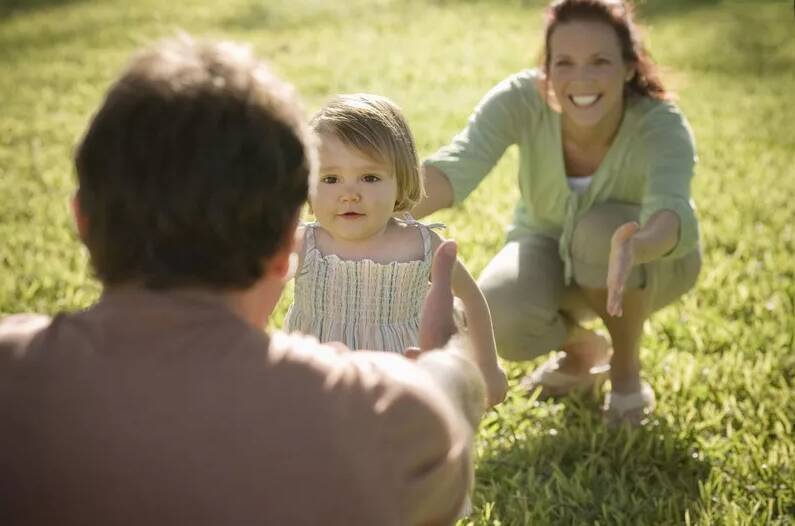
(548, 19, 634, 129)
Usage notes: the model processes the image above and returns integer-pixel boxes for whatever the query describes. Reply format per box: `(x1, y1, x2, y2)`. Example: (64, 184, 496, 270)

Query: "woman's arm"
(609, 104, 698, 316)
(416, 72, 530, 220)
(412, 165, 454, 219)
(631, 209, 680, 264)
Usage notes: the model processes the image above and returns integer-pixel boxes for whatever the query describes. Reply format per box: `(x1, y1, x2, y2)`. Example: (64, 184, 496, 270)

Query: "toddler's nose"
(340, 185, 361, 202)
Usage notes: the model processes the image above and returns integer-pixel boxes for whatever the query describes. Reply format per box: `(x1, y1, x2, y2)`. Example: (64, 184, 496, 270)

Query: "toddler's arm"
(429, 232, 508, 407)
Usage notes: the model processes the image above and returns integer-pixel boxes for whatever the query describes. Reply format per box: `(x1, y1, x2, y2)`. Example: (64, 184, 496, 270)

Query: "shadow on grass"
(220, 3, 299, 32)
(427, 0, 723, 15)
(220, 2, 351, 32)
(635, 0, 723, 19)
(474, 394, 711, 524)
(0, 0, 86, 18)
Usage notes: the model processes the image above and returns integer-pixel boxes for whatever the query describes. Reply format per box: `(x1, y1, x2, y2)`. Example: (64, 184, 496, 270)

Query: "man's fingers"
(419, 240, 458, 351)
(430, 240, 457, 289)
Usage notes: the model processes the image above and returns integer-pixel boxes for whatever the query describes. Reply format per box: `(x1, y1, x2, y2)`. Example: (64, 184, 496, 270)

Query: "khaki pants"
(478, 203, 701, 362)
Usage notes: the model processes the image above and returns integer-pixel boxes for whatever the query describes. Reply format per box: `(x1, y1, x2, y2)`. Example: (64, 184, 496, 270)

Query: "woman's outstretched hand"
(606, 221, 639, 317)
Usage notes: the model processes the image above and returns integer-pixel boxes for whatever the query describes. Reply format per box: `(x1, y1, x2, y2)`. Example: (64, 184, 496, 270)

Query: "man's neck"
(222, 276, 281, 330)
(103, 279, 278, 331)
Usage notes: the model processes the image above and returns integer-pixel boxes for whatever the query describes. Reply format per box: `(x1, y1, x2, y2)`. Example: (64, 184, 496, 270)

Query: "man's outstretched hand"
(418, 240, 458, 352)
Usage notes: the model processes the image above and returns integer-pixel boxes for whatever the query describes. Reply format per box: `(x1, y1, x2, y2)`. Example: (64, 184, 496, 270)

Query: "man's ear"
(266, 242, 294, 282)
(71, 191, 89, 242)
(264, 214, 300, 281)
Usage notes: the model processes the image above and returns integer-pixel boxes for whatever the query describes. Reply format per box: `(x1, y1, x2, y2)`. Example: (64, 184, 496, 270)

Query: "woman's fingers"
(607, 258, 627, 317)
(612, 221, 640, 245)
(606, 221, 638, 317)
(607, 283, 624, 317)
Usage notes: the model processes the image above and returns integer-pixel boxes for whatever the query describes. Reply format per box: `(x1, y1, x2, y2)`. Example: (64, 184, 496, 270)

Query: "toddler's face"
(311, 133, 398, 242)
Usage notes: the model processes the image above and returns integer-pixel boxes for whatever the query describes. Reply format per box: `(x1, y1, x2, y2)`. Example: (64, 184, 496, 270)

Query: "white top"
(566, 175, 593, 194)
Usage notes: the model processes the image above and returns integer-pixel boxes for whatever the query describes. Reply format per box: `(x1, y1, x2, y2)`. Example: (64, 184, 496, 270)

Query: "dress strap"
(399, 212, 445, 230)
(418, 223, 434, 261)
(397, 214, 444, 262)
(301, 222, 318, 253)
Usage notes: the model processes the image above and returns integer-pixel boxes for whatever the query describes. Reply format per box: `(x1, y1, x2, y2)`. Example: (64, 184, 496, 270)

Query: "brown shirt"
(0, 289, 472, 525)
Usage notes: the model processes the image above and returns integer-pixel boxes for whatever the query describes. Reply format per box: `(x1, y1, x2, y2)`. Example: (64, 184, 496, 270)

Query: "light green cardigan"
(425, 68, 699, 285)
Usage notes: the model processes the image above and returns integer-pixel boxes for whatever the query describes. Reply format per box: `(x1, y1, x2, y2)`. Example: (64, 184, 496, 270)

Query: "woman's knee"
(477, 236, 567, 361)
(484, 291, 566, 361)
(649, 246, 702, 312)
(571, 202, 640, 262)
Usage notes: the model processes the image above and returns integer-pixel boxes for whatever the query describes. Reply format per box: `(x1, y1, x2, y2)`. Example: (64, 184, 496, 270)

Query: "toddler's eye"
(320, 175, 338, 184)
(554, 59, 572, 68)
(594, 57, 611, 65)
(363, 174, 381, 183)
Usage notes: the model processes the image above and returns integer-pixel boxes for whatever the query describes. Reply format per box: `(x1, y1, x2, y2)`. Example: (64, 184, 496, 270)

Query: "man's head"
(74, 35, 313, 291)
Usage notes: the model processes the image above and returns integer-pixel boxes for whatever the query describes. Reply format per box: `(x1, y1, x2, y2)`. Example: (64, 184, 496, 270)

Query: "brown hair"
(310, 94, 423, 212)
(75, 36, 313, 290)
(541, 0, 670, 101)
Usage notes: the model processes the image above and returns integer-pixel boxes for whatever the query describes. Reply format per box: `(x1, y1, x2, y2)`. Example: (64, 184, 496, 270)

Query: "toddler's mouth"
(339, 212, 364, 218)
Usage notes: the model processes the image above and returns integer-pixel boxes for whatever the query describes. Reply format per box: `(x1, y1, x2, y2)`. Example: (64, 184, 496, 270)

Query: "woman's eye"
(363, 174, 381, 182)
(320, 175, 338, 184)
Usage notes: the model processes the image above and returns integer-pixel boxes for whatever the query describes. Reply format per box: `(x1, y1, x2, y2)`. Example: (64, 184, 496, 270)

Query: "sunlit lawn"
(1, 0, 793, 523)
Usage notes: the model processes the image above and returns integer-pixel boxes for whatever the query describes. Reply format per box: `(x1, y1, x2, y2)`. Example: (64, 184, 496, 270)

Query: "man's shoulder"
(268, 332, 456, 420)
(0, 314, 52, 361)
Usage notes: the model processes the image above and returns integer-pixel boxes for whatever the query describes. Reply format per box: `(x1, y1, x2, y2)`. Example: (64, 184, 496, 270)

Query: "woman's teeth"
(570, 95, 600, 107)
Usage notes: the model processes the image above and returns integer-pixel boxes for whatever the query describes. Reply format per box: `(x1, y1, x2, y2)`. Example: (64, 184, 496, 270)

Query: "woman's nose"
(575, 64, 596, 82)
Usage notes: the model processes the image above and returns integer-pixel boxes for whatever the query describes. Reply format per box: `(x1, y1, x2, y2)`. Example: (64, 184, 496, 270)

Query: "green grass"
(1, 0, 793, 523)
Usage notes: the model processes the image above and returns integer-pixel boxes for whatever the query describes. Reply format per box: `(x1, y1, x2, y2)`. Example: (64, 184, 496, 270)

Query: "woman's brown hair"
(541, 0, 670, 101)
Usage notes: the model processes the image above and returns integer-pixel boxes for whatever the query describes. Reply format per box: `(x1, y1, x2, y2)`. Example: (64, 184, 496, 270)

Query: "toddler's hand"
(480, 363, 509, 407)
(403, 347, 422, 360)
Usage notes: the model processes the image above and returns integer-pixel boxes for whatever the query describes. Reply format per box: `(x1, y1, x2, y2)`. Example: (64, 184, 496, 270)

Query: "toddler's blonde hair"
(310, 94, 423, 212)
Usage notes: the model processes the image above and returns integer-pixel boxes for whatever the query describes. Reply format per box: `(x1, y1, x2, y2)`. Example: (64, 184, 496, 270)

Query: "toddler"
(285, 93, 507, 407)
